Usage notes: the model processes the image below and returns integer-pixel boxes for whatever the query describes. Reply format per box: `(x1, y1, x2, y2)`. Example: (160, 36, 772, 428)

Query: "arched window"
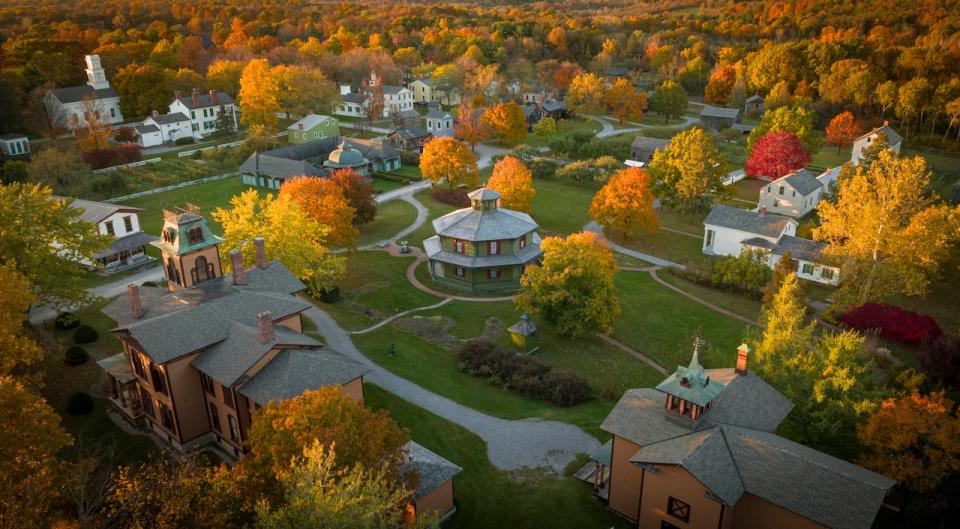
(192, 256, 209, 284)
(166, 259, 180, 286)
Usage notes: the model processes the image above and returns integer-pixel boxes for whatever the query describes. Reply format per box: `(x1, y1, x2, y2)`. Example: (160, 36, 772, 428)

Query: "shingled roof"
(700, 106, 741, 120)
(776, 169, 823, 196)
(58, 197, 143, 225)
(48, 85, 119, 104)
(238, 347, 370, 405)
(401, 441, 463, 500)
(432, 203, 539, 241)
(704, 204, 796, 239)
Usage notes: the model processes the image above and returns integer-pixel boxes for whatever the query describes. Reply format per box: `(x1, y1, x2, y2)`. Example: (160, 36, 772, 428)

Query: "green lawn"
(39, 301, 159, 466)
(370, 177, 407, 194)
(365, 385, 629, 529)
(657, 270, 763, 322)
(356, 199, 418, 247)
(810, 146, 851, 169)
(118, 176, 259, 236)
(612, 270, 753, 370)
(400, 191, 457, 247)
(521, 117, 603, 148)
(610, 229, 711, 269)
(528, 178, 598, 236)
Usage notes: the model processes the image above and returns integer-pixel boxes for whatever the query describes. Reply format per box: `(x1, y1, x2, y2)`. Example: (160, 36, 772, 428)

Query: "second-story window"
(104, 220, 115, 236)
(209, 403, 221, 432)
(228, 415, 239, 442)
(131, 352, 145, 378)
(140, 387, 154, 418)
(519, 235, 527, 249)
(454, 239, 465, 253)
(667, 497, 690, 523)
(123, 216, 133, 232)
(488, 241, 500, 255)
(200, 373, 216, 397)
(222, 383, 235, 409)
(149, 363, 167, 395)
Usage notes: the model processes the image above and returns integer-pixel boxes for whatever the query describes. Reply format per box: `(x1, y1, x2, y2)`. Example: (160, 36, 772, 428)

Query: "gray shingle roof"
(342, 137, 400, 162)
(390, 127, 431, 140)
(779, 169, 823, 196)
(541, 99, 566, 112)
(239, 137, 343, 181)
(134, 124, 159, 134)
(700, 106, 741, 120)
(239, 347, 370, 405)
(631, 136, 670, 151)
(59, 197, 143, 224)
(746, 94, 764, 104)
(704, 204, 795, 239)
(771, 235, 826, 262)
(856, 125, 902, 146)
(175, 91, 234, 109)
(410, 78, 433, 87)
(402, 441, 462, 500)
(600, 388, 694, 445)
(423, 234, 543, 267)
(432, 206, 539, 242)
(192, 323, 319, 386)
(150, 112, 190, 125)
(381, 85, 407, 96)
(49, 85, 119, 104)
(93, 231, 159, 259)
(342, 92, 368, 104)
(425, 110, 454, 120)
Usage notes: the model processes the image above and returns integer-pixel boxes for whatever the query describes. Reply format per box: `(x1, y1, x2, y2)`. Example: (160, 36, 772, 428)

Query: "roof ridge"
(716, 427, 747, 495)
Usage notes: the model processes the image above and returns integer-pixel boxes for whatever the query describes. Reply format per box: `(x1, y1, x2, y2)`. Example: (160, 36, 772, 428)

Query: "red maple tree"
(746, 131, 811, 180)
(825, 111, 863, 152)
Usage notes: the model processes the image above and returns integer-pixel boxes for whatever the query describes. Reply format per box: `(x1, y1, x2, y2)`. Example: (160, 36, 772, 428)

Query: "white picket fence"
(92, 157, 162, 174)
(105, 172, 239, 203)
(339, 121, 393, 135)
(177, 140, 246, 158)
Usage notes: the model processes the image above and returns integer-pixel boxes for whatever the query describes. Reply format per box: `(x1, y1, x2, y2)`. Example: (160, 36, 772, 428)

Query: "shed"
(508, 313, 540, 354)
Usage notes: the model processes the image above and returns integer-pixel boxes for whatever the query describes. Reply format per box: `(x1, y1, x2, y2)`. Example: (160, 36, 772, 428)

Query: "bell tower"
(85, 55, 110, 90)
(150, 204, 224, 291)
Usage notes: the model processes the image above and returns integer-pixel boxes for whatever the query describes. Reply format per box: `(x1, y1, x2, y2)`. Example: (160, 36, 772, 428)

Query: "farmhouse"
(699, 106, 741, 130)
(287, 114, 339, 144)
(423, 188, 543, 293)
(596, 342, 894, 529)
(59, 197, 158, 273)
(135, 111, 192, 147)
(409, 78, 462, 106)
(44, 55, 124, 129)
(387, 126, 433, 152)
(755, 168, 824, 217)
(851, 122, 902, 166)
(425, 110, 455, 136)
(629, 137, 670, 165)
(335, 91, 369, 118)
(168, 88, 237, 138)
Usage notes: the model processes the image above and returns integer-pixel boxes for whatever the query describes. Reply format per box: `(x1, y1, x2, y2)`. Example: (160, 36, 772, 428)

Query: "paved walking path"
(584, 221, 685, 269)
(305, 304, 600, 472)
(659, 225, 702, 239)
(648, 269, 760, 327)
(350, 297, 454, 335)
(589, 115, 698, 139)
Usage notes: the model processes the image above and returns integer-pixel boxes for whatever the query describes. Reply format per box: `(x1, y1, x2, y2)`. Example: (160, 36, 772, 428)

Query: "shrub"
(82, 144, 142, 169)
(527, 157, 561, 179)
(916, 334, 960, 390)
(55, 312, 80, 330)
(64, 346, 89, 366)
(73, 324, 99, 344)
(431, 188, 470, 207)
(399, 150, 419, 166)
(457, 339, 593, 406)
(318, 286, 341, 303)
(711, 248, 771, 293)
(175, 137, 195, 145)
(841, 303, 942, 344)
(113, 127, 137, 143)
(66, 392, 94, 415)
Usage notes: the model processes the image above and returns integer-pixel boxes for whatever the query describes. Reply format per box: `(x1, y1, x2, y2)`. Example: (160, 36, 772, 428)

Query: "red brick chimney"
(151, 110, 159, 119)
(127, 284, 143, 319)
(735, 344, 750, 375)
(230, 250, 247, 285)
(759, 206, 767, 217)
(254, 237, 267, 269)
(298, 122, 304, 130)
(257, 311, 275, 343)
(209, 89, 217, 105)
(191, 87, 200, 108)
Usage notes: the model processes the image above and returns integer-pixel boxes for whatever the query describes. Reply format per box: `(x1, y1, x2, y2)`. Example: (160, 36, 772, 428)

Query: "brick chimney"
(127, 284, 144, 319)
(230, 249, 247, 285)
(735, 344, 750, 375)
(209, 89, 217, 105)
(759, 206, 767, 217)
(298, 122, 304, 130)
(152, 110, 159, 119)
(254, 237, 267, 269)
(191, 87, 200, 108)
(175, 89, 183, 100)
(257, 311, 275, 343)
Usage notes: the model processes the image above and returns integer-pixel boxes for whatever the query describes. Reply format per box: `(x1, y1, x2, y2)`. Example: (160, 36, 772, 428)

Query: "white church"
(44, 55, 124, 130)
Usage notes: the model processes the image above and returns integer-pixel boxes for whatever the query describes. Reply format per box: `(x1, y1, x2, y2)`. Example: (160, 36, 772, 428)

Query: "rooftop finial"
(689, 329, 705, 370)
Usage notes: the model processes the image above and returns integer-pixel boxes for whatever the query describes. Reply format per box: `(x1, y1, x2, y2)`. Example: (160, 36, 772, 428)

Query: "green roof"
(655, 348, 726, 407)
(150, 211, 222, 256)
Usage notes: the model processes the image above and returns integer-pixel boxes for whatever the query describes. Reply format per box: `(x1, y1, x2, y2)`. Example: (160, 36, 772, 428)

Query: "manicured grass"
(118, 176, 260, 236)
(610, 229, 711, 268)
(320, 251, 440, 330)
(811, 147, 851, 169)
(730, 178, 767, 202)
(389, 164, 423, 180)
(655, 207, 708, 235)
(657, 270, 763, 322)
(528, 178, 599, 236)
(612, 270, 753, 370)
(401, 191, 457, 247)
(353, 326, 615, 437)
(40, 301, 159, 466)
(365, 385, 630, 529)
(521, 117, 603, 148)
(77, 264, 157, 289)
(891, 281, 960, 334)
(356, 199, 418, 247)
(370, 177, 406, 194)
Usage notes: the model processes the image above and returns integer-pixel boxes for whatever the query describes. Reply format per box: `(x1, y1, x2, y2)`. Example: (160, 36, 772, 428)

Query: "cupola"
(655, 335, 726, 421)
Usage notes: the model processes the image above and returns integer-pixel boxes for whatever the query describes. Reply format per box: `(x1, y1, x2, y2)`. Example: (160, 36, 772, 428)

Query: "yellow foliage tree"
(602, 79, 647, 123)
(238, 58, 280, 131)
(0, 265, 43, 378)
(419, 137, 478, 190)
(213, 190, 344, 296)
(480, 102, 527, 145)
(814, 150, 960, 306)
(0, 376, 72, 529)
(487, 156, 535, 212)
(566, 72, 605, 114)
(279, 177, 358, 249)
(589, 167, 659, 239)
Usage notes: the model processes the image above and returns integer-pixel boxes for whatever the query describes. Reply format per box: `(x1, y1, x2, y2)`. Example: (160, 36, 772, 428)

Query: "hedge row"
(457, 339, 593, 407)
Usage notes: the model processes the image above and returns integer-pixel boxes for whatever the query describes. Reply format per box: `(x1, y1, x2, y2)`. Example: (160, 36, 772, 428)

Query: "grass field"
(399, 191, 457, 247)
(118, 176, 259, 235)
(356, 199, 419, 247)
(528, 178, 598, 236)
(365, 385, 630, 529)
(520, 118, 603, 148)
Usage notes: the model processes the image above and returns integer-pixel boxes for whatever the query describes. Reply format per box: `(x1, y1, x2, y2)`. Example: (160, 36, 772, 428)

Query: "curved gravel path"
(358, 194, 429, 251)
(305, 304, 601, 472)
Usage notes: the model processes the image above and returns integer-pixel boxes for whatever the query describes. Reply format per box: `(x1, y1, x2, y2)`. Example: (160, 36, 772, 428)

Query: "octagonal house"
(423, 188, 543, 292)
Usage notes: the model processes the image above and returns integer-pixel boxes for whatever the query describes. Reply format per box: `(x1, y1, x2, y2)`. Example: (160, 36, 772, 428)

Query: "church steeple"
(150, 204, 224, 290)
(85, 55, 110, 90)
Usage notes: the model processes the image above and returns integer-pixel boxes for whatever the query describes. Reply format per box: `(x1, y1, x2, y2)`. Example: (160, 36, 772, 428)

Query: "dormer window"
(519, 234, 527, 249)
(187, 227, 204, 245)
(680, 376, 690, 388)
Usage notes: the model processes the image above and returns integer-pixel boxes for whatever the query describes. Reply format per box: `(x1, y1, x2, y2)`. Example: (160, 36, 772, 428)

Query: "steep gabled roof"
(58, 197, 143, 224)
(401, 441, 463, 500)
(776, 169, 823, 196)
(192, 322, 318, 386)
(700, 106, 741, 119)
(704, 204, 796, 239)
(174, 91, 234, 109)
(856, 124, 902, 146)
(49, 85, 119, 104)
(239, 347, 370, 405)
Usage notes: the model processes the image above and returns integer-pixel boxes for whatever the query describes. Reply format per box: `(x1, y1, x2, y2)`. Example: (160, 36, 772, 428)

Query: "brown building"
(595, 341, 895, 529)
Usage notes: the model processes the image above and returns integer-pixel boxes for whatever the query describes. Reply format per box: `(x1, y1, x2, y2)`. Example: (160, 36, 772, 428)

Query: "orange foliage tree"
(487, 156, 535, 211)
(589, 167, 660, 239)
(825, 111, 863, 152)
(603, 78, 647, 123)
(279, 176, 358, 248)
(329, 169, 376, 225)
(857, 390, 960, 494)
(704, 65, 737, 105)
(480, 101, 528, 145)
(453, 103, 490, 151)
(419, 137, 478, 189)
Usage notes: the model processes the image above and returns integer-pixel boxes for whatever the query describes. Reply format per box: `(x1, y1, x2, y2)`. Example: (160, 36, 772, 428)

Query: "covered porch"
(92, 232, 158, 273)
(97, 353, 144, 424)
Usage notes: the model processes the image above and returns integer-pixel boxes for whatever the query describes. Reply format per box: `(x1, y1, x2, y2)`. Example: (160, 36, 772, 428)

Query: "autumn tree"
(247, 388, 409, 488)
(112, 63, 171, 118)
(213, 190, 345, 296)
(0, 265, 43, 378)
(207, 60, 245, 97)
(857, 132, 891, 169)
(419, 137, 478, 190)
(589, 167, 659, 239)
(516, 231, 620, 337)
(814, 150, 960, 307)
(239, 59, 280, 131)
(857, 391, 960, 495)
(745, 131, 811, 180)
(603, 79, 647, 123)
(279, 177, 359, 248)
(649, 80, 688, 122)
(647, 127, 728, 213)
(566, 72, 605, 114)
(273, 65, 339, 117)
(754, 273, 815, 367)
(487, 156, 535, 212)
(704, 66, 737, 105)
(330, 169, 376, 225)
(25, 144, 93, 194)
(0, 183, 108, 306)
(255, 442, 430, 529)
(364, 82, 385, 125)
(825, 112, 863, 152)
(0, 376, 72, 529)
(747, 104, 819, 155)
(480, 102, 527, 146)
(761, 252, 797, 306)
(532, 116, 556, 136)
